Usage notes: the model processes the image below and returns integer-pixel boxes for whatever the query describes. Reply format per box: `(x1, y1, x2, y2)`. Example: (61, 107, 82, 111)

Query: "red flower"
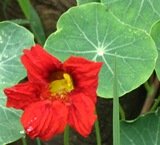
(4, 44, 102, 140)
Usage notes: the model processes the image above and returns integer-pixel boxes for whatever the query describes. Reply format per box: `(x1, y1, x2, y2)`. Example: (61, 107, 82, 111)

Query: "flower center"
(49, 72, 74, 99)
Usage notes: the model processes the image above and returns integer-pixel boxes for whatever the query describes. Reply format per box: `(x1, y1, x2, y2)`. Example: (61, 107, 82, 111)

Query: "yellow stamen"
(49, 73, 74, 99)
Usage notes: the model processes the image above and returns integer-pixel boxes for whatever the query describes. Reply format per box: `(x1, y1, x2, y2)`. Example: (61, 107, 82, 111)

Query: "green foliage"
(45, 3, 157, 98)
(10, 19, 30, 25)
(0, 107, 23, 145)
(121, 109, 160, 145)
(101, 0, 160, 32)
(151, 21, 160, 80)
(17, 0, 45, 44)
(0, 21, 34, 144)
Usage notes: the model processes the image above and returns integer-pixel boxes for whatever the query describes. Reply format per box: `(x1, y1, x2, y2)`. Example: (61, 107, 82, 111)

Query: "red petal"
(68, 92, 96, 137)
(4, 82, 40, 110)
(21, 100, 68, 140)
(21, 44, 62, 83)
(63, 56, 102, 102)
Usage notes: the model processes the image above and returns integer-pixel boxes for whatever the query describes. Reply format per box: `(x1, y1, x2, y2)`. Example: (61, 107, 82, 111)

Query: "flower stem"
(113, 55, 120, 145)
(22, 136, 27, 145)
(64, 125, 70, 145)
(36, 138, 41, 145)
(95, 117, 102, 145)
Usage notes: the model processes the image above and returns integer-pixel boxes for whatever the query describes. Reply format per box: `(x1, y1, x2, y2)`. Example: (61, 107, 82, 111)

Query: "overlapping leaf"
(0, 21, 34, 144)
(45, 3, 157, 98)
(121, 109, 160, 145)
(101, 0, 160, 33)
(151, 21, 160, 80)
(101, 0, 160, 81)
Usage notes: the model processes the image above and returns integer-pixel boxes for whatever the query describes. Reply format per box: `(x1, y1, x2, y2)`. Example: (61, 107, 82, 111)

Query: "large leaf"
(0, 21, 34, 144)
(151, 21, 160, 80)
(101, 0, 160, 33)
(45, 3, 157, 98)
(77, 0, 100, 5)
(121, 109, 160, 145)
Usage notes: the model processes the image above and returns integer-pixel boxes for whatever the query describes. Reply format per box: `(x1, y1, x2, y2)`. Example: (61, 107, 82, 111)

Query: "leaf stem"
(22, 136, 27, 145)
(64, 125, 70, 145)
(95, 115, 102, 145)
(17, 0, 46, 44)
(150, 95, 160, 111)
(36, 138, 42, 145)
(119, 103, 125, 120)
(141, 78, 159, 114)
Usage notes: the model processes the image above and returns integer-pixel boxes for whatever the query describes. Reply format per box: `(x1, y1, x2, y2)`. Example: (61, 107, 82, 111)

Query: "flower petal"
(21, 100, 68, 140)
(21, 44, 62, 83)
(63, 56, 102, 102)
(68, 92, 96, 137)
(4, 82, 40, 110)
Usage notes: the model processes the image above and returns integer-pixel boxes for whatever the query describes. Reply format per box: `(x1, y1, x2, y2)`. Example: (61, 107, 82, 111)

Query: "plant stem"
(113, 56, 120, 145)
(17, 0, 46, 44)
(22, 136, 27, 145)
(64, 125, 70, 145)
(141, 78, 159, 114)
(95, 117, 102, 145)
(150, 95, 160, 111)
(144, 81, 151, 93)
(36, 138, 41, 145)
(119, 103, 125, 120)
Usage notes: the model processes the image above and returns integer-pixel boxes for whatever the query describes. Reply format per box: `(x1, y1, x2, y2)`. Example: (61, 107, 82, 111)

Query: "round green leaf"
(45, 3, 157, 98)
(121, 109, 160, 145)
(0, 21, 34, 144)
(101, 0, 160, 32)
(151, 21, 160, 80)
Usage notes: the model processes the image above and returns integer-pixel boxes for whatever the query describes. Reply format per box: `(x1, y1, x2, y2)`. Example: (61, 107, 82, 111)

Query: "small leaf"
(0, 106, 23, 145)
(45, 3, 157, 98)
(0, 21, 34, 144)
(77, 0, 100, 5)
(121, 109, 160, 145)
(151, 21, 160, 80)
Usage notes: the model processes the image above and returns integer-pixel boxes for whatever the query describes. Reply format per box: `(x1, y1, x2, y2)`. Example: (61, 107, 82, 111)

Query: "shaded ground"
(0, 0, 146, 145)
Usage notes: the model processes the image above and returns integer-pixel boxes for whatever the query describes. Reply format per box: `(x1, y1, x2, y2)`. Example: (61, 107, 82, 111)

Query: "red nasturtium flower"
(4, 44, 102, 140)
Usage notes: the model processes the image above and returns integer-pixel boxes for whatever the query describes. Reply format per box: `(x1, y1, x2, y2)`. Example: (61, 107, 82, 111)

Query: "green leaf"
(0, 107, 23, 145)
(151, 21, 160, 80)
(101, 0, 160, 32)
(77, 0, 100, 5)
(0, 21, 34, 144)
(45, 3, 157, 98)
(121, 109, 160, 145)
(17, 0, 46, 44)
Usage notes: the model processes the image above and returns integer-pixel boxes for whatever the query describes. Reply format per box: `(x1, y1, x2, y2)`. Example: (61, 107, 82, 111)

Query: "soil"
(0, 0, 146, 145)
